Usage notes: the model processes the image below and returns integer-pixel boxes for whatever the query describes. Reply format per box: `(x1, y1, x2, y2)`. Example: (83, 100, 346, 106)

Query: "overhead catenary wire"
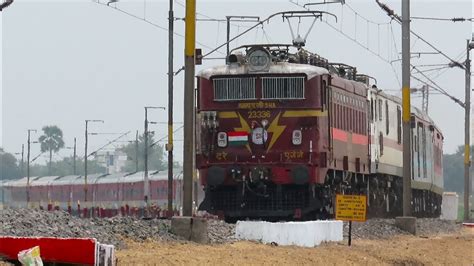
(174, 0, 253, 30)
(411, 65, 464, 108)
(410, 16, 473, 22)
(288, 0, 402, 87)
(203, 10, 337, 58)
(95, 0, 225, 55)
(87, 131, 131, 158)
(291, 0, 461, 110)
(375, 0, 465, 69)
(150, 125, 184, 148)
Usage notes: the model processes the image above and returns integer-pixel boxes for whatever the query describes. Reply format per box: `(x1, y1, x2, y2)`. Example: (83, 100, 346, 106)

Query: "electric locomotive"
(196, 44, 443, 221)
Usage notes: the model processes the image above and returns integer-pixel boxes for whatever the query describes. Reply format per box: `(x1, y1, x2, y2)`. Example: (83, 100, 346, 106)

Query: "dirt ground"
(117, 227, 473, 265)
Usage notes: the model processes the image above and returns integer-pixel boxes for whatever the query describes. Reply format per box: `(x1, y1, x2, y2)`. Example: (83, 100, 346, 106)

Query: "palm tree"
(38, 125, 65, 176)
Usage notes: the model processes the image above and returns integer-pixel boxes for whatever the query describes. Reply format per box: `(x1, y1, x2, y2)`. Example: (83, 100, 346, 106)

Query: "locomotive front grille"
(261, 76, 305, 99)
(213, 77, 256, 101)
(209, 185, 309, 212)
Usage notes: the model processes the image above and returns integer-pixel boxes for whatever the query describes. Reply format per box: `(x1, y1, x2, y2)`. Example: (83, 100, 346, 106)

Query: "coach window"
(378, 99, 383, 121)
(385, 100, 389, 135)
(379, 132, 384, 155)
(372, 98, 375, 122)
(397, 106, 402, 144)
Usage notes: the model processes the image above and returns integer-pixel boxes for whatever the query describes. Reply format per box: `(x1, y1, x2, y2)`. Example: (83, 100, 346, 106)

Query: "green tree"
(443, 145, 474, 193)
(119, 133, 165, 173)
(0, 148, 21, 180)
(38, 125, 65, 176)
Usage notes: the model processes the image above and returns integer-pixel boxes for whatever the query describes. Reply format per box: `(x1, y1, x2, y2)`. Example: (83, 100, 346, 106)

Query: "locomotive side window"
(213, 77, 256, 101)
(262, 76, 305, 99)
(397, 106, 402, 144)
(321, 81, 327, 109)
(385, 100, 389, 135)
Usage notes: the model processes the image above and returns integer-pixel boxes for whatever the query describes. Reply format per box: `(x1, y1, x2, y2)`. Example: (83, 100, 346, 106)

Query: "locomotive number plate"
(335, 194, 367, 222)
(248, 110, 271, 119)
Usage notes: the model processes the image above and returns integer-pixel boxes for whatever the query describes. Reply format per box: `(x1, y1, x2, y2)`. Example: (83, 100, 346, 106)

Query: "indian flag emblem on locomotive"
(227, 131, 248, 146)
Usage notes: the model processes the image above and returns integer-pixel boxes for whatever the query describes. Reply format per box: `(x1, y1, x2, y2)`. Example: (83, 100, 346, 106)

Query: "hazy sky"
(1, 0, 473, 165)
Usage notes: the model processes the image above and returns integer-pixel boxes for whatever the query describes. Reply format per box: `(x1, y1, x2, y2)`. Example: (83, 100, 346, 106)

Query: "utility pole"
(20, 144, 24, 177)
(144, 108, 150, 209)
(85, 122, 89, 203)
(464, 39, 473, 221)
(144, 106, 165, 210)
(84, 120, 103, 204)
(73, 137, 77, 175)
(26, 129, 36, 207)
(401, 0, 412, 216)
(167, 0, 175, 215)
(183, 0, 195, 217)
(135, 130, 139, 173)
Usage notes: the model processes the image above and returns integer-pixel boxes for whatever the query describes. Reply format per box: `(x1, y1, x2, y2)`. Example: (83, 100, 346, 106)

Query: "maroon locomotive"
(196, 44, 443, 221)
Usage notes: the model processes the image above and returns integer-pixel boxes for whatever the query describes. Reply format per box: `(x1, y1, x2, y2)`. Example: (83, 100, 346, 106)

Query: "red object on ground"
(462, 222, 474, 227)
(0, 236, 96, 265)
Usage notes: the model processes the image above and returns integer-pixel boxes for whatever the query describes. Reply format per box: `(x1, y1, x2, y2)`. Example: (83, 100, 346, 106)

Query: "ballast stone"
(235, 220, 343, 247)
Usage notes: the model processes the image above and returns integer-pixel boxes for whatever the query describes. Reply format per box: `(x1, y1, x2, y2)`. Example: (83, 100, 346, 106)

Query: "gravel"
(343, 218, 462, 240)
(0, 209, 236, 249)
(0, 209, 461, 249)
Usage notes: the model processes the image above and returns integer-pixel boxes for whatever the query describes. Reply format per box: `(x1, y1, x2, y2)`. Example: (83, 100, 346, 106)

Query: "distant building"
(94, 150, 128, 174)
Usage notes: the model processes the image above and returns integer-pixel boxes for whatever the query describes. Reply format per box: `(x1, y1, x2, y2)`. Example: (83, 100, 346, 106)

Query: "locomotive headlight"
(292, 130, 302, 145)
(217, 132, 228, 147)
(247, 47, 271, 72)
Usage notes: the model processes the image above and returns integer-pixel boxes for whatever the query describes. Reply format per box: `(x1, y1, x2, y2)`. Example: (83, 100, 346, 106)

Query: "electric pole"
(183, 0, 195, 217)
(464, 39, 473, 221)
(401, 0, 412, 216)
(135, 130, 139, 173)
(26, 129, 37, 207)
(73, 137, 77, 175)
(20, 144, 24, 177)
(167, 0, 175, 216)
(84, 120, 103, 204)
(144, 106, 165, 211)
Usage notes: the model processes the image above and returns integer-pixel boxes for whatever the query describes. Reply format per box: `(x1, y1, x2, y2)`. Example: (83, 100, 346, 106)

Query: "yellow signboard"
(335, 194, 367, 222)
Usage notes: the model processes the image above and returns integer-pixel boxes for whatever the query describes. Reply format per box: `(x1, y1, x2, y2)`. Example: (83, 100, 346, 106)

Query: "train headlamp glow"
(247, 48, 271, 72)
(292, 130, 302, 145)
(261, 119, 269, 128)
(217, 132, 227, 147)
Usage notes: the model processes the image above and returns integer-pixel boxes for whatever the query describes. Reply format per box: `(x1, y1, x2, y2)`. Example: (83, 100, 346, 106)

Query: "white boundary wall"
(441, 192, 458, 221)
(235, 220, 343, 247)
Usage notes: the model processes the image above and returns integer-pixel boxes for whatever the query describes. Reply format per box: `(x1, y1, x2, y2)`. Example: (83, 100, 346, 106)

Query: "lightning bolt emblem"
(234, 113, 252, 153)
(266, 112, 286, 152)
